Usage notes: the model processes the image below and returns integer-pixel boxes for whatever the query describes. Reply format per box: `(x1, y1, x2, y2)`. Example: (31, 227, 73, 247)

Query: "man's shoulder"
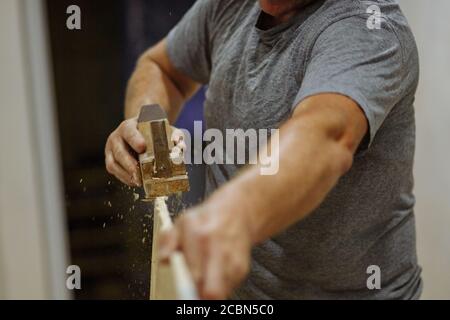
(310, 0, 418, 67)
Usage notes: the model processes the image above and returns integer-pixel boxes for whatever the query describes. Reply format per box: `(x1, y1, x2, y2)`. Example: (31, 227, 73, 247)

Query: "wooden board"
(150, 198, 198, 300)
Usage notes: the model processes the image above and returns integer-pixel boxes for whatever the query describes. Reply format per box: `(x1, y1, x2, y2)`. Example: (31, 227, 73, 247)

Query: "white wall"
(399, 0, 450, 299)
(0, 0, 48, 298)
(0, 0, 70, 299)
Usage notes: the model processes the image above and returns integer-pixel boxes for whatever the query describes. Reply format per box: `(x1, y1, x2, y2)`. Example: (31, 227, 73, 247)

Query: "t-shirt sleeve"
(166, 0, 216, 84)
(293, 16, 407, 148)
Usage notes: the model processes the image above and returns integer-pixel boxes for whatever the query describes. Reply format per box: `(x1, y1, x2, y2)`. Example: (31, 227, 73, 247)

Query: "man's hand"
(105, 117, 146, 187)
(159, 203, 253, 300)
(105, 117, 187, 186)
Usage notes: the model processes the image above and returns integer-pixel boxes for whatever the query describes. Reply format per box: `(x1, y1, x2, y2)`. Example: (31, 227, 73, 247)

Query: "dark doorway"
(46, 0, 202, 299)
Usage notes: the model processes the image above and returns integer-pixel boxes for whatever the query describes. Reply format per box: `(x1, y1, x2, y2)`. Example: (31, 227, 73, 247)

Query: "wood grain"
(150, 198, 198, 300)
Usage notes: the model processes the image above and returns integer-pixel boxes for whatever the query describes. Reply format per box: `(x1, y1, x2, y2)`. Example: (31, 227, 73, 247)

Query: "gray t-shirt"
(167, 0, 422, 299)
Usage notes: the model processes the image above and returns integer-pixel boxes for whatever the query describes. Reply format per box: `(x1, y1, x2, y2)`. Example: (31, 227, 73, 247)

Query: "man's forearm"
(124, 40, 200, 122)
(204, 95, 367, 244)
(125, 57, 185, 121)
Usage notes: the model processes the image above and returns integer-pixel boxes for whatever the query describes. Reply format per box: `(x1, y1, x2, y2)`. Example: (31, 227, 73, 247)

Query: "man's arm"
(125, 39, 200, 121)
(105, 39, 200, 186)
(159, 93, 368, 299)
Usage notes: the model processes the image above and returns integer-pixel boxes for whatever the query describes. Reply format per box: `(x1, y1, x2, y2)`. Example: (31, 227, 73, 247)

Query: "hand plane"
(137, 104, 190, 201)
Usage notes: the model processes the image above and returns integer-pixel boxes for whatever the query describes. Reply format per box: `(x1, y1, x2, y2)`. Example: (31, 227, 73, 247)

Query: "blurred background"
(0, 0, 449, 299)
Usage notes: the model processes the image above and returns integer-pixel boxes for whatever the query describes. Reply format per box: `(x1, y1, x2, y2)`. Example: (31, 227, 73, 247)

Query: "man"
(105, 0, 422, 299)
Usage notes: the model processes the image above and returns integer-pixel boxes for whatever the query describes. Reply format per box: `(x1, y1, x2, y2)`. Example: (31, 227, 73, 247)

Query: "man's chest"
(205, 21, 306, 131)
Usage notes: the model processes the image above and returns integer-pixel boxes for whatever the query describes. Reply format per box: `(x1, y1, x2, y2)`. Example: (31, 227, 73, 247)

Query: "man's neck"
(260, 0, 317, 28)
(266, 11, 297, 27)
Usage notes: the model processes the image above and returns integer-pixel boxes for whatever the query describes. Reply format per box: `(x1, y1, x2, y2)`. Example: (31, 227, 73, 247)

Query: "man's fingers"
(159, 229, 179, 263)
(170, 146, 184, 165)
(170, 127, 186, 165)
(171, 128, 187, 152)
(176, 140, 187, 153)
(104, 118, 146, 187)
(202, 246, 227, 300)
(122, 120, 146, 154)
(105, 151, 133, 185)
(224, 256, 250, 291)
(112, 138, 141, 186)
(181, 219, 206, 286)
